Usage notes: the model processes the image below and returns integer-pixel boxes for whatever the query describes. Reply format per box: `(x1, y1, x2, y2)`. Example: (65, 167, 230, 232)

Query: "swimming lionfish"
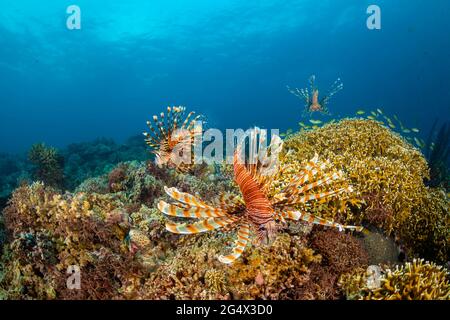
(143, 106, 202, 172)
(287, 75, 343, 114)
(157, 129, 365, 264)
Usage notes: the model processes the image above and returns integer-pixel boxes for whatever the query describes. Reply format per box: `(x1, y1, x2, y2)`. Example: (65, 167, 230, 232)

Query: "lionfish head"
(255, 220, 279, 245)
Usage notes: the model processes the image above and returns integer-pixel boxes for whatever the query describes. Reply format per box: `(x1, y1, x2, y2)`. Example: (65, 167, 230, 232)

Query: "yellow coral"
(282, 119, 429, 233)
(339, 259, 450, 300)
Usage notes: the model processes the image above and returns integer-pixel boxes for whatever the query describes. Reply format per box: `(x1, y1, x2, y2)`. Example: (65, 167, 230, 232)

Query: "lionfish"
(143, 106, 202, 172)
(157, 129, 365, 264)
(287, 75, 343, 115)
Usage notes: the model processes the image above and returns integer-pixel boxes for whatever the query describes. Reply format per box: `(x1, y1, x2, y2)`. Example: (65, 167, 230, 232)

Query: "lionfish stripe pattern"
(165, 216, 239, 234)
(158, 200, 228, 218)
(283, 210, 364, 232)
(164, 186, 216, 210)
(218, 224, 251, 264)
(234, 150, 274, 226)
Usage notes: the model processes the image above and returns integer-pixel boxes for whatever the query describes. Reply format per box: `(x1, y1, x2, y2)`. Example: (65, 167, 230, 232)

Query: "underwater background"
(1, 0, 450, 152)
(0, 0, 449, 300)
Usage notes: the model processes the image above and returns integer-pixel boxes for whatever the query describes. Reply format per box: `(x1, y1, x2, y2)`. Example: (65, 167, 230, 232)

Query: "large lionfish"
(157, 129, 365, 264)
(287, 75, 343, 115)
(143, 106, 202, 172)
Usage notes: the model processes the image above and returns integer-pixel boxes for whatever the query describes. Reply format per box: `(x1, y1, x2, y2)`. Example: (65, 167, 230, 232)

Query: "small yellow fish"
(309, 119, 322, 125)
(356, 110, 365, 115)
(370, 111, 378, 117)
(402, 129, 411, 133)
(299, 122, 306, 127)
(411, 128, 420, 133)
(312, 125, 319, 130)
(377, 108, 383, 114)
(388, 123, 396, 129)
(367, 116, 375, 120)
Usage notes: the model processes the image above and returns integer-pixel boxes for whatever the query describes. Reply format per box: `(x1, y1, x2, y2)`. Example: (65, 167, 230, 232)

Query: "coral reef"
(63, 136, 149, 191)
(0, 182, 148, 299)
(282, 119, 449, 264)
(0, 118, 448, 300)
(339, 259, 450, 300)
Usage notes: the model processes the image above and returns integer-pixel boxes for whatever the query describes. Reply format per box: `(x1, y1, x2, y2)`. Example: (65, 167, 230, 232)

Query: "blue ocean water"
(0, 0, 449, 153)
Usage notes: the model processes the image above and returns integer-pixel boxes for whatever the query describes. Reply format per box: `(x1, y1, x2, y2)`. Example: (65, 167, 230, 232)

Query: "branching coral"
(339, 259, 450, 300)
(399, 188, 449, 264)
(28, 143, 64, 189)
(282, 119, 449, 264)
(141, 233, 322, 300)
(282, 119, 429, 233)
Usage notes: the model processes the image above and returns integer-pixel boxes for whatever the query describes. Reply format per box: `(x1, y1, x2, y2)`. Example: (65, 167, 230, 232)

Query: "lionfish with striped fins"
(143, 106, 202, 172)
(157, 128, 365, 264)
(287, 75, 343, 115)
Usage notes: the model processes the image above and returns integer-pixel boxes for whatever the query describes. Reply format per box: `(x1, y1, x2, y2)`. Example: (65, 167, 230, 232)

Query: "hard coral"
(283, 119, 448, 264)
(339, 259, 450, 300)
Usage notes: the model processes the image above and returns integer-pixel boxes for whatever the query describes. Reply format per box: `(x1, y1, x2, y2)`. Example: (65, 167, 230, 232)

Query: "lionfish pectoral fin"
(218, 224, 251, 264)
(284, 210, 365, 233)
(163, 186, 211, 209)
(165, 216, 239, 234)
(158, 200, 228, 218)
